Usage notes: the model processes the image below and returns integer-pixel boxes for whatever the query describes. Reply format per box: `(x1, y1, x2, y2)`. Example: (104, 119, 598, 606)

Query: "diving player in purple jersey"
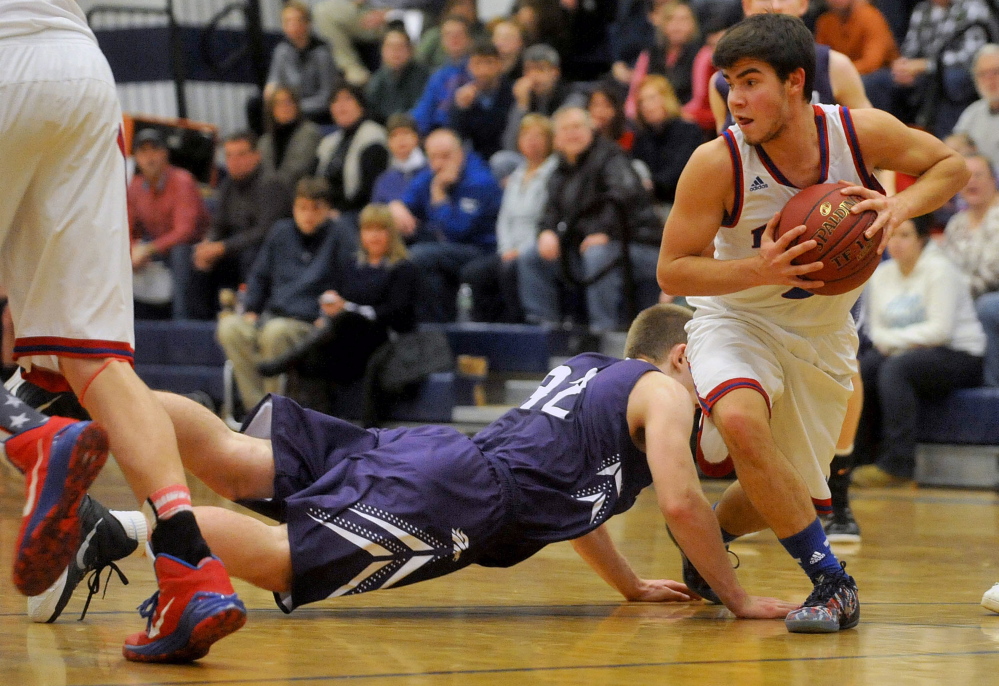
(41, 304, 796, 621)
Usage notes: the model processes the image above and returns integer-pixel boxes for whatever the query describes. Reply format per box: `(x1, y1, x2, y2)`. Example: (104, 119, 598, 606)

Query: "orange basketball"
(776, 183, 881, 296)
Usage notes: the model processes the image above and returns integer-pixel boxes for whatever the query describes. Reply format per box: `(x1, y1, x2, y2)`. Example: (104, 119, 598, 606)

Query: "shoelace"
(803, 563, 853, 607)
(78, 562, 129, 621)
(136, 590, 161, 631)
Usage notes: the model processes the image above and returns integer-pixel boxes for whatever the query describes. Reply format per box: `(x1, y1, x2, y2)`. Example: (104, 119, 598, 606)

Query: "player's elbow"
(657, 255, 683, 294)
(659, 486, 702, 527)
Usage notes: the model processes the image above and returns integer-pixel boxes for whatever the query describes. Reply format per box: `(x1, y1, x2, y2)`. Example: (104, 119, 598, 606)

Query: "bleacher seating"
(420, 322, 573, 373)
(915, 387, 999, 488)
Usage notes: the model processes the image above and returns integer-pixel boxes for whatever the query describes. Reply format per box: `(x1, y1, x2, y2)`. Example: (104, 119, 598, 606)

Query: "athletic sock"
(778, 518, 845, 583)
(148, 486, 211, 566)
(829, 451, 854, 511)
(0, 386, 47, 438)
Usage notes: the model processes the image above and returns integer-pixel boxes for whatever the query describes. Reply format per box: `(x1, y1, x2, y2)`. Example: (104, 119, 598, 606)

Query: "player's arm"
(709, 78, 729, 134)
(829, 50, 873, 109)
(570, 525, 693, 602)
(844, 108, 970, 252)
(657, 141, 823, 296)
(628, 374, 797, 619)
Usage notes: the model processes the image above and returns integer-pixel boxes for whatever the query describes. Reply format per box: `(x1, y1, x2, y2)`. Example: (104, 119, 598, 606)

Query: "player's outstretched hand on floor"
(727, 595, 801, 619)
(624, 578, 694, 602)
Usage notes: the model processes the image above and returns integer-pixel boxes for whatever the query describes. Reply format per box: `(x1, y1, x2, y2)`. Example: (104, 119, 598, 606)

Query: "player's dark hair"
(225, 130, 258, 150)
(624, 304, 692, 365)
(295, 176, 332, 204)
(712, 13, 815, 103)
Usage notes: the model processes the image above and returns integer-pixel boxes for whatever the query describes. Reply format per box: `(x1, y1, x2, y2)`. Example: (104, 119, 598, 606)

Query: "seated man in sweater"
(389, 128, 501, 322)
(187, 131, 293, 320)
(216, 178, 356, 409)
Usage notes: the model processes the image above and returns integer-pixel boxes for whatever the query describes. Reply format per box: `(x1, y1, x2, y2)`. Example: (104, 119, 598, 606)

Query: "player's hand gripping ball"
(776, 183, 881, 295)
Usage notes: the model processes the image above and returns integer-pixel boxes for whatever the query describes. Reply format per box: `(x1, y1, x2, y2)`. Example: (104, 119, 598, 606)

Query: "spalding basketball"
(776, 183, 881, 296)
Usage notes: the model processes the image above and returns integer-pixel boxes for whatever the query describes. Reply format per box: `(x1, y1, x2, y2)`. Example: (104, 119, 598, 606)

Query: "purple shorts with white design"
(240, 395, 514, 611)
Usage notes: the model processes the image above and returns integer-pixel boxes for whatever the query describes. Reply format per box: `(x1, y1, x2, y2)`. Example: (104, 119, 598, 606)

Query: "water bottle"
(456, 283, 473, 323)
(235, 283, 248, 315)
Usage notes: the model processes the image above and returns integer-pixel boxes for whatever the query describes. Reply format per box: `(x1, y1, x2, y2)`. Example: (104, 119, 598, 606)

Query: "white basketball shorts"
(685, 301, 858, 513)
(0, 33, 134, 391)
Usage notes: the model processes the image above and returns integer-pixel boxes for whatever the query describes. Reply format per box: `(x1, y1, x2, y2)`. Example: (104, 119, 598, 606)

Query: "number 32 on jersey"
(520, 366, 599, 419)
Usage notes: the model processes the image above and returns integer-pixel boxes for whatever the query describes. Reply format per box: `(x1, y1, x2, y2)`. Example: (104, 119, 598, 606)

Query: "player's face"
(293, 197, 330, 235)
(723, 59, 796, 145)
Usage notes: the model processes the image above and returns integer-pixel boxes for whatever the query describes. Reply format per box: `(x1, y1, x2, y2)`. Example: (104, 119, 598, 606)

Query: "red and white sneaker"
(122, 554, 247, 663)
(5, 418, 109, 596)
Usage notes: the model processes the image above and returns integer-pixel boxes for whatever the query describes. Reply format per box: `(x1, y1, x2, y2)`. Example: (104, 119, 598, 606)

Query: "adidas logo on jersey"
(749, 176, 769, 192)
(809, 551, 826, 565)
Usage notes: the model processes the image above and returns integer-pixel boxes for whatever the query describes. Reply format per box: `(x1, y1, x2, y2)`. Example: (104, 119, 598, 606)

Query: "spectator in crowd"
(588, 85, 635, 153)
(258, 86, 323, 191)
(518, 107, 662, 333)
(449, 40, 515, 160)
(417, 0, 486, 70)
(863, 0, 994, 137)
(462, 114, 558, 322)
(186, 132, 292, 320)
(708, 0, 872, 133)
(372, 113, 428, 205)
(940, 155, 999, 385)
(814, 0, 898, 91)
(410, 14, 474, 135)
(491, 19, 526, 79)
(851, 216, 985, 488)
(127, 129, 210, 319)
(389, 128, 501, 322)
(310, 0, 431, 86)
(502, 44, 584, 152)
(255, 1, 340, 132)
(560, 0, 616, 81)
(256, 203, 418, 387)
(678, 15, 730, 135)
(365, 25, 430, 124)
(631, 75, 703, 217)
(609, 0, 658, 85)
(316, 84, 390, 219)
(514, 0, 569, 57)
(216, 178, 355, 409)
(642, 0, 702, 105)
(953, 44, 999, 171)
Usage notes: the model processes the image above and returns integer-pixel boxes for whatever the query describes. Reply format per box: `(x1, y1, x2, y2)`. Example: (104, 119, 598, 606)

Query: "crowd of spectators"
(119, 0, 999, 414)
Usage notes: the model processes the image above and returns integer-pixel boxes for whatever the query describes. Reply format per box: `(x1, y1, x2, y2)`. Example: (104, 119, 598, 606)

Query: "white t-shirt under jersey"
(0, 0, 94, 41)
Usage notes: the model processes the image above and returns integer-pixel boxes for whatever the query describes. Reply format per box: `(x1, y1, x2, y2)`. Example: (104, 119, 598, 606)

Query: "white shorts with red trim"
(686, 302, 857, 512)
(0, 35, 134, 391)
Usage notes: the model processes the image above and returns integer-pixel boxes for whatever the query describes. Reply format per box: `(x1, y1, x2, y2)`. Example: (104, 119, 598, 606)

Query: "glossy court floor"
(3, 461, 999, 686)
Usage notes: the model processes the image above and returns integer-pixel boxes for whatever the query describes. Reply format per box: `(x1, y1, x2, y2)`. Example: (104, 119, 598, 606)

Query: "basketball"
(776, 183, 880, 295)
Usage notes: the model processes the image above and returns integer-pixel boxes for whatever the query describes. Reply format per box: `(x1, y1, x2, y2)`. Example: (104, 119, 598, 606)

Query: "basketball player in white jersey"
(0, 0, 245, 662)
(657, 14, 968, 633)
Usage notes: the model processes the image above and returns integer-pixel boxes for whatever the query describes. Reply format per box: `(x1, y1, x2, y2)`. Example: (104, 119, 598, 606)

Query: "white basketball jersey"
(688, 104, 884, 332)
(0, 0, 94, 41)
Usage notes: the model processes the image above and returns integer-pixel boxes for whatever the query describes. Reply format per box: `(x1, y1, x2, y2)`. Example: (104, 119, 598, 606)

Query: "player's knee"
(711, 399, 771, 458)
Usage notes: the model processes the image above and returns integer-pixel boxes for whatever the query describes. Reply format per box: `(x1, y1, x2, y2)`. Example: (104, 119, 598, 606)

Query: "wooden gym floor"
(2, 460, 999, 685)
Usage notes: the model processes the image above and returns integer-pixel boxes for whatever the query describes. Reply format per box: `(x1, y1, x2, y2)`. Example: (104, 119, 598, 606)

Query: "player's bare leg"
(59, 357, 246, 662)
(713, 482, 769, 537)
(711, 388, 859, 633)
(192, 507, 292, 593)
(152, 391, 275, 501)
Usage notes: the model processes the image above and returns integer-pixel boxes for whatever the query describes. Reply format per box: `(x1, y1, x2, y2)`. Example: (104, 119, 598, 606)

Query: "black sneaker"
(6, 368, 89, 420)
(822, 507, 861, 543)
(784, 565, 859, 633)
(665, 524, 733, 605)
(27, 495, 147, 623)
